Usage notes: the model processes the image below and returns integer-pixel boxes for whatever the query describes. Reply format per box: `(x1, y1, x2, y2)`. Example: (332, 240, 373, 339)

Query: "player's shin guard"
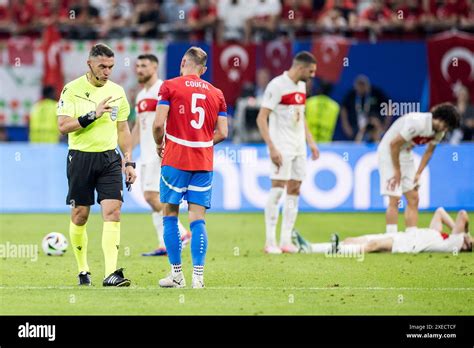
(163, 216, 182, 271)
(281, 194, 299, 246)
(265, 187, 284, 246)
(102, 221, 120, 277)
(69, 221, 89, 272)
(190, 219, 208, 275)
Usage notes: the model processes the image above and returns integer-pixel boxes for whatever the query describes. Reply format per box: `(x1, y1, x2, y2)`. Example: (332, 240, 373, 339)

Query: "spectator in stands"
(306, 80, 340, 143)
(354, 115, 383, 143)
(393, 0, 424, 35)
(0, 126, 7, 142)
(67, 0, 101, 39)
(133, 0, 162, 38)
(29, 86, 61, 144)
(100, 0, 133, 38)
(280, 0, 313, 39)
(188, 0, 217, 42)
(356, 0, 396, 39)
(11, 0, 37, 36)
(460, 0, 474, 30)
(248, 0, 282, 41)
(455, 85, 474, 142)
(216, 0, 252, 43)
(437, 0, 470, 27)
(421, 0, 469, 32)
(340, 75, 390, 141)
(232, 68, 271, 143)
(35, 0, 69, 29)
(0, 0, 10, 38)
(255, 68, 271, 100)
(162, 0, 194, 40)
(318, 0, 357, 34)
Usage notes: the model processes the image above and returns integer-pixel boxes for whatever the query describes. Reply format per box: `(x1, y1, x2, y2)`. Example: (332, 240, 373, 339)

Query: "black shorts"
(66, 149, 123, 206)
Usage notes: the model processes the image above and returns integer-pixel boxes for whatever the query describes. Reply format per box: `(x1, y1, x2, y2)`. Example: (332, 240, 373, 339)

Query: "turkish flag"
(212, 43, 256, 105)
(260, 39, 292, 78)
(8, 37, 34, 66)
(427, 32, 474, 107)
(311, 35, 350, 83)
(42, 25, 64, 99)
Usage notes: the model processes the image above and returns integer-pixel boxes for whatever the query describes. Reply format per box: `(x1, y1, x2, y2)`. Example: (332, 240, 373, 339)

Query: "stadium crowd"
(0, 0, 473, 41)
(1, 0, 473, 144)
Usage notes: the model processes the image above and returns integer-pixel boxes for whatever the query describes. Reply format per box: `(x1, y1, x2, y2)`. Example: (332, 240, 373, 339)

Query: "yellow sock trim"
(69, 221, 89, 273)
(102, 221, 120, 277)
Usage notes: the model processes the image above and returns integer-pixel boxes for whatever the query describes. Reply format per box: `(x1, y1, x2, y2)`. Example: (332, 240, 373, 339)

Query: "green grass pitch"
(0, 212, 473, 315)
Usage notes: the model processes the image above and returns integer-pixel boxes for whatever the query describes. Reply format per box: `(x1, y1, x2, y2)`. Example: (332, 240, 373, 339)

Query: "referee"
(57, 43, 137, 287)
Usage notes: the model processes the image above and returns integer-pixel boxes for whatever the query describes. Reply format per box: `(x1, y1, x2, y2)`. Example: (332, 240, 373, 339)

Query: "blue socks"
(190, 219, 207, 267)
(163, 217, 208, 277)
(163, 216, 182, 265)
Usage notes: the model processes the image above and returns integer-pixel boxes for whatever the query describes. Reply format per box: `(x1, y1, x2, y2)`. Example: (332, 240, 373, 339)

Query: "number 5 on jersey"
(191, 93, 206, 129)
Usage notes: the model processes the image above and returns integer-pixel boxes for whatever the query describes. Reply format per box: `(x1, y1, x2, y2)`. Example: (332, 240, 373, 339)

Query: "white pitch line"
(0, 286, 473, 291)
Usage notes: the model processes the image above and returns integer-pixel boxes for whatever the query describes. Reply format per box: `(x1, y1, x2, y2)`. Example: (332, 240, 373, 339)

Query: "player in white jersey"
(293, 207, 472, 254)
(257, 51, 320, 254)
(131, 54, 190, 256)
(377, 103, 460, 235)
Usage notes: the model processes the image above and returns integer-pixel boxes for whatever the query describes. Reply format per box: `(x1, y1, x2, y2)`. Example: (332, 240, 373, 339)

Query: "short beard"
(138, 75, 152, 84)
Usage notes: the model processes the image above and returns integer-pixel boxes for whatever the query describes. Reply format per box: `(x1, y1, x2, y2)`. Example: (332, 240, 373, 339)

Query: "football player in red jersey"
(153, 47, 228, 288)
(377, 103, 460, 235)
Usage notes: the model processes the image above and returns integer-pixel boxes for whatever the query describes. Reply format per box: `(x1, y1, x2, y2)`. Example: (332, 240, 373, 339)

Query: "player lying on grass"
(292, 208, 472, 254)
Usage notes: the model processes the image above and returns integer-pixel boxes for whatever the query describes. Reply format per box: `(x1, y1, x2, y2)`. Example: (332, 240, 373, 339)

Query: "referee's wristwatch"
(125, 161, 136, 169)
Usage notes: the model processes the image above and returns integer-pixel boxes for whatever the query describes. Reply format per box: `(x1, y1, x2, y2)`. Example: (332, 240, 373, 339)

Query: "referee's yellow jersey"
(57, 75, 130, 152)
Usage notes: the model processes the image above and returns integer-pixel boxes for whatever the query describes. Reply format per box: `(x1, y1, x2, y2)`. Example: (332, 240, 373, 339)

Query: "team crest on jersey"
(110, 106, 118, 121)
(85, 92, 90, 98)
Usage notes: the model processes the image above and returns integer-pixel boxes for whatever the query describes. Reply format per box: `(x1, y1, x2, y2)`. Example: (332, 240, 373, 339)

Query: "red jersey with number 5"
(158, 74, 227, 171)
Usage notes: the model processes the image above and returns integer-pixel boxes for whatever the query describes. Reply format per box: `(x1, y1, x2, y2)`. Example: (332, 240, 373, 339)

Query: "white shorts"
(391, 231, 417, 253)
(270, 154, 306, 181)
(141, 161, 161, 192)
(378, 151, 416, 197)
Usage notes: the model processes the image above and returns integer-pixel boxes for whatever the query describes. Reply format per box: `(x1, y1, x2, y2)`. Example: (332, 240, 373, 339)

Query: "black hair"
(89, 43, 114, 58)
(431, 102, 460, 130)
(294, 51, 317, 65)
(42, 86, 56, 100)
(137, 54, 159, 64)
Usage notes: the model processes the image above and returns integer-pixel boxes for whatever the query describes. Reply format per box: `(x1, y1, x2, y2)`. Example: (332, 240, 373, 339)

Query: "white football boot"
(192, 275, 205, 289)
(159, 272, 186, 288)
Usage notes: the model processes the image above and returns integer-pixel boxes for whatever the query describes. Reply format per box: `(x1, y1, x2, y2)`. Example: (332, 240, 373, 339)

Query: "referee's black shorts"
(66, 149, 123, 206)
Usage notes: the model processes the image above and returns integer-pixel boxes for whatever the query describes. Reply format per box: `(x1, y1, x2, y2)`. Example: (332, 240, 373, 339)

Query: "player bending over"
(257, 51, 320, 254)
(378, 103, 460, 235)
(153, 47, 228, 288)
(293, 208, 472, 254)
(131, 54, 191, 256)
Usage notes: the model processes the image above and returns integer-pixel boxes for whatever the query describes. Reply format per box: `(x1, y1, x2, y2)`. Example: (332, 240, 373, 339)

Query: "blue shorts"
(160, 165, 213, 209)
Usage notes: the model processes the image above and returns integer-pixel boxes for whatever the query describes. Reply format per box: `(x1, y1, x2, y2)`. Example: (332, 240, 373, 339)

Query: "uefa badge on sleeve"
(110, 106, 118, 121)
